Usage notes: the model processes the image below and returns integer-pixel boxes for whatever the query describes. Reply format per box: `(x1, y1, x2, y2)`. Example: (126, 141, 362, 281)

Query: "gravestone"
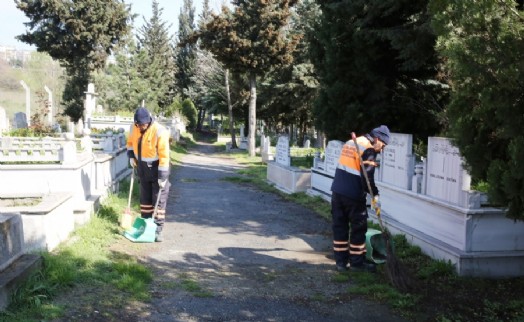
(261, 135, 274, 162)
(13, 112, 28, 129)
(261, 135, 266, 151)
(44, 85, 53, 125)
(426, 137, 470, 206)
(0, 213, 24, 272)
(239, 125, 248, 149)
(380, 133, 414, 190)
(304, 139, 311, 149)
(75, 119, 84, 135)
(240, 125, 245, 138)
(0, 107, 8, 133)
(52, 123, 62, 133)
(84, 83, 97, 129)
(275, 136, 290, 166)
(324, 140, 344, 176)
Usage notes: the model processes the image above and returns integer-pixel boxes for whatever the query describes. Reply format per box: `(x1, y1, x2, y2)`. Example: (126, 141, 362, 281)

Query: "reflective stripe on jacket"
(127, 121, 170, 173)
(330, 135, 378, 201)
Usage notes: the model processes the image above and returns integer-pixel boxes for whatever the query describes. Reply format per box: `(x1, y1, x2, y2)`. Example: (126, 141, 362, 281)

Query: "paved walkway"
(135, 141, 408, 322)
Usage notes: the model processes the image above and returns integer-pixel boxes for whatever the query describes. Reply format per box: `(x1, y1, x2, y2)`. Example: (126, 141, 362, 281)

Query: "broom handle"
(153, 186, 163, 217)
(127, 170, 134, 208)
(351, 132, 386, 233)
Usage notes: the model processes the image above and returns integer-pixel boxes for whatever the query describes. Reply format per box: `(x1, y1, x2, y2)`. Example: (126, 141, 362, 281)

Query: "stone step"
(0, 254, 42, 311)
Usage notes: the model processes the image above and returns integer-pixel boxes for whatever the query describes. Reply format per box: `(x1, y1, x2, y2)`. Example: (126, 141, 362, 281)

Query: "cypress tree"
(136, 0, 177, 112)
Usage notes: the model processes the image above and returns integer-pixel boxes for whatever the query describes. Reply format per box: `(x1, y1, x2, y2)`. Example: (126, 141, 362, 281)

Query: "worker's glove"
(158, 178, 167, 189)
(372, 195, 381, 210)
(129, 158, 137, 168)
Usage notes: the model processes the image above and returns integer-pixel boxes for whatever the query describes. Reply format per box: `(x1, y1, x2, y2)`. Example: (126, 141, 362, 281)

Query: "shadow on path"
(131, 141, 408, 322)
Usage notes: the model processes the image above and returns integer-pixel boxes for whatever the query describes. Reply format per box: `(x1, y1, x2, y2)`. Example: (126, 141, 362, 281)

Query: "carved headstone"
(13, 112, 28, 129)
(324, 140, 344, 176)
(426, 137, 470, 205)
(380, 133, 414, 190)
(275, 136, 290, 166)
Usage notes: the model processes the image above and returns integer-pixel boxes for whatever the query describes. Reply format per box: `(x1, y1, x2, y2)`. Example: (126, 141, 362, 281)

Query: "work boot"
(349, 261, 377, 273)
(335, 262, 349, 272)
(155, 231, 164, 242)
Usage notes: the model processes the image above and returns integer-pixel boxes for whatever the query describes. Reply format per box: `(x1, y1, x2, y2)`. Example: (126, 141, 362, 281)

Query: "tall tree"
(430, 0, 524, 220)
(258, 0, 320, 145)
(94, 38, 152, 112)
(136, 0, 177, 112)
(176, 0, 197, 99)
(189, 0, 210, 131)
(15, 0, 131, 122)
(195, 0, 300, 156)
(310, 0, 447, 141)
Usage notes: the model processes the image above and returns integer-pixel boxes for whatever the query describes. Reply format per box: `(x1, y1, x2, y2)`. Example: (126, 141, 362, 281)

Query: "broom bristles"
(383, 232, 415, 293)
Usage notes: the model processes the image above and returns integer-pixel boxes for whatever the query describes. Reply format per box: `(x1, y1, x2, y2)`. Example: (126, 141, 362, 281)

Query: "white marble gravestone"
(324, 140, 344, 176)
(84, 83, 97, 129)
(380, 133, 414, 190)
(425, 137, 470, 206)
(275, 136, 290, 167)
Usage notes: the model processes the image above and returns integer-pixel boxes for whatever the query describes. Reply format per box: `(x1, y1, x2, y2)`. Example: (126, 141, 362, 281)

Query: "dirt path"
(113, 141, 406, 322)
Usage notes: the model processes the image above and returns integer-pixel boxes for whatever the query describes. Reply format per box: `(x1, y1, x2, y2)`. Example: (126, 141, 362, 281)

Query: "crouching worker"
(127, 106, 171, 242)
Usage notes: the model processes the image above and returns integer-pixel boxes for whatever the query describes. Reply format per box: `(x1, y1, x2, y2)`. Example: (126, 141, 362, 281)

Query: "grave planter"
(267, 162, 311, 194)
(0, 192, 74, 252)
(267, 136, 312, 194)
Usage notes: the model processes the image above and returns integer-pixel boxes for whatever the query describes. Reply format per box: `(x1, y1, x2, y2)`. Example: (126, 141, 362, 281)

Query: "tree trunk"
(226, 69, 238, 149)
(201, 109, 207, 129)
(248, 72, 257, 157)
(196, 107, 204, 131)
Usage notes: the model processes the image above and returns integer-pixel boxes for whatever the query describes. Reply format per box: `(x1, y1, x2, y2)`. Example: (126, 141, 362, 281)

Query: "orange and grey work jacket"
(127, 121, 170, 181)
(330, 135, 379, 202)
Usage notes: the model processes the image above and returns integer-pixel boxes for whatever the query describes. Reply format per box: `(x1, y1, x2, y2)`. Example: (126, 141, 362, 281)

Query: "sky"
(0, 0, 225, 50)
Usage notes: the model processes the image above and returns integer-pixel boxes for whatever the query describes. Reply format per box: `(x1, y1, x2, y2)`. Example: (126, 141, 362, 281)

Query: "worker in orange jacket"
(330, 125, 390, 272)
(127, 107, 171, 242)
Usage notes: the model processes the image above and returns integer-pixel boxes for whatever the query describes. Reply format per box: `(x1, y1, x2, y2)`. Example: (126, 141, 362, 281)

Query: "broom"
(120, 170, 135, 229)
(351, 132, 414, 292)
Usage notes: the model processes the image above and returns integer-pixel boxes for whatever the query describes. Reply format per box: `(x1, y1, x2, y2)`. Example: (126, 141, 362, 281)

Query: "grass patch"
(310, 292, 326, 302)
(0, 210, 153, 321)
(177, 274, 214, 298)
(0, 143, 188, 322)
(170, 135, 193, 165)
(180, 178, 200, 183)
(223, 176, 255, 184)
(332, 273, 350, 283)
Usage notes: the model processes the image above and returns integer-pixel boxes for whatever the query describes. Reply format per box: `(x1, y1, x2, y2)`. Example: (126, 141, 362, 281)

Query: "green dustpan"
(365, 228, 387, 264)
(124, 217, 156, 243)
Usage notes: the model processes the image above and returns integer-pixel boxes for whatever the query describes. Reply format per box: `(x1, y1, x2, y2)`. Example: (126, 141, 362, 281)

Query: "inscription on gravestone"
(381, 133, 413, 190)
(324, 140, 344, 176)
(276, 136, 290, 166)
(426, 137, 469, 205)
